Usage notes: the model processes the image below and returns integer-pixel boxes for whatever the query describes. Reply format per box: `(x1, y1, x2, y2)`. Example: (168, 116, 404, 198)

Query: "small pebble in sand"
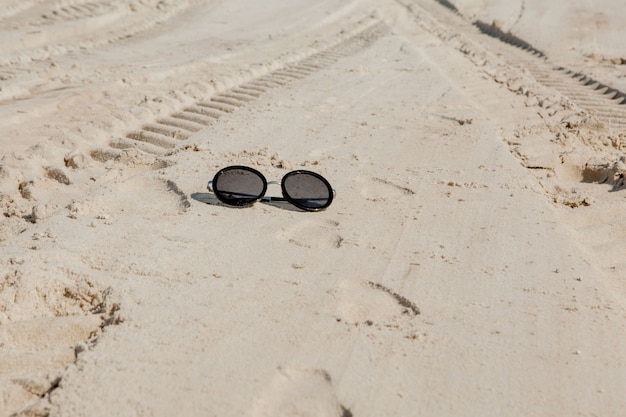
(74, 342, 88, 355)
(31, 205, 49, 223)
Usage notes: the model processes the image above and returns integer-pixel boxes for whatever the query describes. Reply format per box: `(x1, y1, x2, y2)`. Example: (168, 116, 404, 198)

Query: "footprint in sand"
(67, 176, 190, 219)
(276, 219, 343, 249)
(0, 268, 118, 416)
(251, 367, 351, 417)
(0, 316, 103, 415)
(335, 279, 420, 326)
(359, 177, 415, 203)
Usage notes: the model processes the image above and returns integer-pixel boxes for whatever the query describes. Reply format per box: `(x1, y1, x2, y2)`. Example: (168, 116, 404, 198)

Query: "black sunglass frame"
(208, 165, 334, 212)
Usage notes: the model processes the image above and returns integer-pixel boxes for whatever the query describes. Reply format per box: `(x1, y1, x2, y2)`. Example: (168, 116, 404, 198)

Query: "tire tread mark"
(257, 76, 288, 86)
(218, 92, 255, 102)
(126, 131, 178, 148)
(473, 20, 546, 58)
(414, 0, 626, 131)
(141, 123, 191, 140)
(210, 96, 246, 107)
(114, 20, 389, 153)
(0, 0, 41, 20)
(197, 101, 235, 113)
(110, 138, 167, 155)
(240, 83, 269, 93)
(185, 104, 223, 117)
(171, 111, 216, 126)
(0, 0, 203, 70)
(156, 117, 204, 133)
(230, 87, 262, 98)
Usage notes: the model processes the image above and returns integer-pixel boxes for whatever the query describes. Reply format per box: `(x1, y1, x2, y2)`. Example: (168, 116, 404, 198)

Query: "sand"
(1, 0, 625, 416)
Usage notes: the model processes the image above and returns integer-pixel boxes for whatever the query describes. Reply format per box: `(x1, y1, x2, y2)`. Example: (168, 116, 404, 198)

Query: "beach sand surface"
(1, 0, 625, 416)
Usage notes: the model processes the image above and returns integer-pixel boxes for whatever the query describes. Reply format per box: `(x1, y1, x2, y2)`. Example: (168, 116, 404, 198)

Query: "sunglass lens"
(213, 167, 266, 206)
(282, 171, 333, 211)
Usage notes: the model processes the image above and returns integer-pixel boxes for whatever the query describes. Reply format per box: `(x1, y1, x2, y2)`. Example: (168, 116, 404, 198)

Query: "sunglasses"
(207, 165, 334, 211)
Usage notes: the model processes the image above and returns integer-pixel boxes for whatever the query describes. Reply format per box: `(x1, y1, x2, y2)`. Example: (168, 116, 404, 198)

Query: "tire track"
(0, 0, 204, 108)
(403, 1, 626, 133)
(0, 0, 203, 68)
(38, 1, 120, 24)
(0, 0, 44, 21)
(401, 0, 626, 143)
(400, 0, 626, 279)
(472, 20, 626, 131)
(1, 0, 115, 36)
(473, 20, 546, 58)
(118, 20, 390, 154)
(399, 0, 573, 118)
(0, 15, 388, 244)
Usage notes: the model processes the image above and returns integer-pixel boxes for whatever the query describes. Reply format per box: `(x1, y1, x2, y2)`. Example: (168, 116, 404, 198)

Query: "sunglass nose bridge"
(259, 180, 286, 203)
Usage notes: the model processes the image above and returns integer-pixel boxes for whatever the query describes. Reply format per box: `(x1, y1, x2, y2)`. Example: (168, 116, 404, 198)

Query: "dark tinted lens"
(214, 167, 265, 206)
(282, 171, 332, 211)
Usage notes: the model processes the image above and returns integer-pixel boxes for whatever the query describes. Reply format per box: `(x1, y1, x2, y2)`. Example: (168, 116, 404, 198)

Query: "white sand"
(1, 1, 626, 416)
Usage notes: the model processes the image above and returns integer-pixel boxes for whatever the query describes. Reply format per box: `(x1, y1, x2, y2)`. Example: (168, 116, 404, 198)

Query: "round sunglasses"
(207, 165, 334, 211)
